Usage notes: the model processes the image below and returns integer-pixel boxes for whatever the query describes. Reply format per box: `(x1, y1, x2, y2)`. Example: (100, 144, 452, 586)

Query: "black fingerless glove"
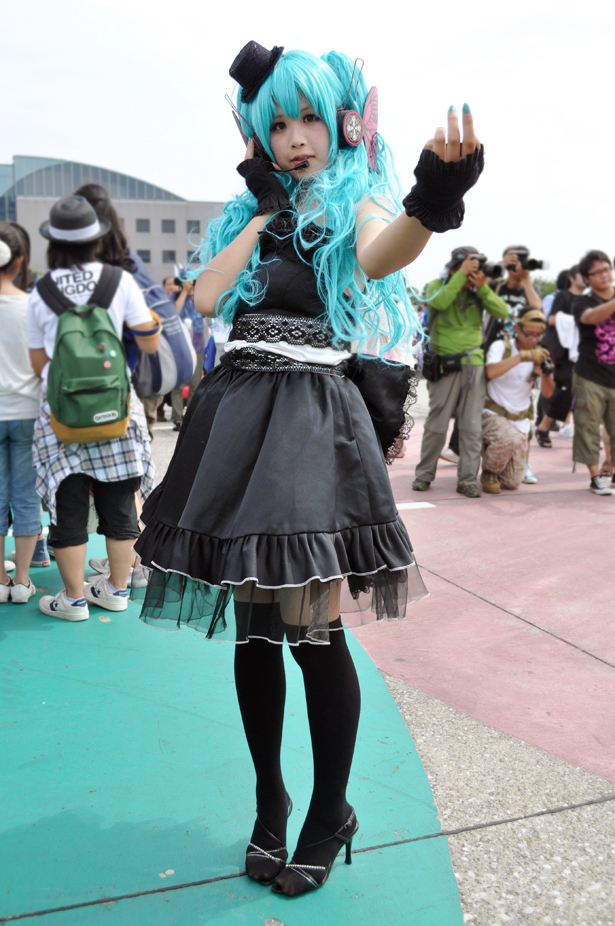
(402, 146, 485, 233)
(236, 158, 292, 217)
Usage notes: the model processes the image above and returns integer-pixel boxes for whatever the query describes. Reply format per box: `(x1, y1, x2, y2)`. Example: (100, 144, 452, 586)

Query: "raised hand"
(403, 104, 484, 233)
(424, 105, 480, 163)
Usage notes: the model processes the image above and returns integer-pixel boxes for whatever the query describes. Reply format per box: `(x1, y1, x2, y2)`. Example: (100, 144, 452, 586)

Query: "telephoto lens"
(483, 261, 503, 278)
(477, 256, 503, 278)
(504, 248, 549, 272)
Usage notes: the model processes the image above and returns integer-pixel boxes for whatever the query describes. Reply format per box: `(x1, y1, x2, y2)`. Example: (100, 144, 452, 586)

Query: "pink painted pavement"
(351, 422, 615, 781)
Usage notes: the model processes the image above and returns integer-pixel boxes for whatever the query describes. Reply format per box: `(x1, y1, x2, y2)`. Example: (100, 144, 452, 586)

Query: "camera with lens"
(540, 354, 554, 376)
(505, 247, 547, 273)
(476, 255, 503, 279)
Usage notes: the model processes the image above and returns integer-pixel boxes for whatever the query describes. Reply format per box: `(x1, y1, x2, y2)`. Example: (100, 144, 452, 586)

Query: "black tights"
(233, 606, 361, 851)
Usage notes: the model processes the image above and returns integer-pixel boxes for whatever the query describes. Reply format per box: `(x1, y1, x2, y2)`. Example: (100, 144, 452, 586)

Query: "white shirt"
(27, 262, 151, 381)
(485, 339, 535, 435)
(0, 293, 41, 420)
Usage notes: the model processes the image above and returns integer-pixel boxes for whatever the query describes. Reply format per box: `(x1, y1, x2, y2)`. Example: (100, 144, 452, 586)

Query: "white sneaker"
(11, 580, 37, 604)
(0, 578, 14, 603)
(590, 476, 614, 496)
(84, 573, 129, 611)
(439, 448, 460, 464)
(4, 560, 15, 573)
(523, 462, 538, 484)
(39, 590, 89, 621)
(559, 423, 574, 439)
(129, 563, 150, 588)
(87, 556, 147, 588)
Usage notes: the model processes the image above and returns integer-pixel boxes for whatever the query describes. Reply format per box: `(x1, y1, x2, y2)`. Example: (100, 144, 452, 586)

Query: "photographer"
(481, 308, 554, 493)
(413, 246, 509, 498)
(535, 266, 584, 446)
(484, 245, 543, 351)
(571, 250, 615, 495)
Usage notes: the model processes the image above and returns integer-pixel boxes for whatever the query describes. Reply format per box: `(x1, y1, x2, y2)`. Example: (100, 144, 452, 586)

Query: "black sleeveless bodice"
(234, 213, 327, 320)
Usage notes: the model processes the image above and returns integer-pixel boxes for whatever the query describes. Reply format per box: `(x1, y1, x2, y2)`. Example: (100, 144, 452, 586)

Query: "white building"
(1, 156, 224, 284)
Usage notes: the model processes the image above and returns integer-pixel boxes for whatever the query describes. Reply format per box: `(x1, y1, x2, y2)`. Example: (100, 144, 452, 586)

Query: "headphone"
(336, 59, 365, 149)
(337, 108, 364, 148)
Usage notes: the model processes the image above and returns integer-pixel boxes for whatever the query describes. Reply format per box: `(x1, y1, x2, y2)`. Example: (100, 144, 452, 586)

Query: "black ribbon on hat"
(229, 41, 284, 103)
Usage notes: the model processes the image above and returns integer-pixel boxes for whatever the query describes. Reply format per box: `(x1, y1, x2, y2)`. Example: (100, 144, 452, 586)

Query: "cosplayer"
(134, 42, 483, 897)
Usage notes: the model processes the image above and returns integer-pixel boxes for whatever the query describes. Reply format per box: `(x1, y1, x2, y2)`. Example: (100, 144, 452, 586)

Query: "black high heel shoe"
(245, 796, 293, 886)
(270, 809, 358, 896)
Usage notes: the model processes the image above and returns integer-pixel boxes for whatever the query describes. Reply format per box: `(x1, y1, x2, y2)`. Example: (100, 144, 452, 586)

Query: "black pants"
(546, 360, 574, 421)
(48, 474, 141, 548)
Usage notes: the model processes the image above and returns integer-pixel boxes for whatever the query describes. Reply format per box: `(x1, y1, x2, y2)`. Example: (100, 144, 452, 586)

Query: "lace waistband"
(230, 313, 337, 349)
(221, 347, 347, 376)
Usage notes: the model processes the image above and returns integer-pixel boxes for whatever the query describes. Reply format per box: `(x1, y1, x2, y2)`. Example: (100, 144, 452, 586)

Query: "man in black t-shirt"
(485, 246, 543, 350)
(535, 266, 584, 444)
(572, 249, 615, 495)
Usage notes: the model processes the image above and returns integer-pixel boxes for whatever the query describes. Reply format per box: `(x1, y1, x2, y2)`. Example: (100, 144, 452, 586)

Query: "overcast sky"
(4, 0, 614, 289)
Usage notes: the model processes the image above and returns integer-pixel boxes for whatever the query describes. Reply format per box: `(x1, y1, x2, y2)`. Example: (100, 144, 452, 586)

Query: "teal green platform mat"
(0, 533, 463, 925)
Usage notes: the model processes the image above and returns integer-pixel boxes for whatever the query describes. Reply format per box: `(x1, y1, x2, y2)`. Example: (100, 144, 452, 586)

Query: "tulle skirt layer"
(134, 363, 428, 644)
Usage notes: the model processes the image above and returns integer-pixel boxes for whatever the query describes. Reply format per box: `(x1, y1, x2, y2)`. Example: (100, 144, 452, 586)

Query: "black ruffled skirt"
(134, 361, 427, 644)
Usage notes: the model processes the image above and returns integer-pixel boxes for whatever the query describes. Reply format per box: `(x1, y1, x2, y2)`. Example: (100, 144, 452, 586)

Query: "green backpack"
(37, 265, 131, 443)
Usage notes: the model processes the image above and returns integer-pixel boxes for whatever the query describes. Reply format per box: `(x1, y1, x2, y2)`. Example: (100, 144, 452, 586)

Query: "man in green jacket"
(413, 246, 510, 497)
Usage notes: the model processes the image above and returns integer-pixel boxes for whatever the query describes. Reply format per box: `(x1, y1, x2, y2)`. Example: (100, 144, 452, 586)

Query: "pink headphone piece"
(362, 87, 379, 171)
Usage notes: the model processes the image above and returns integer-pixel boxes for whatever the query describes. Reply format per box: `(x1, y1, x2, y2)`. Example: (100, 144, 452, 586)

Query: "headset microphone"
(277, 160, 310, 172)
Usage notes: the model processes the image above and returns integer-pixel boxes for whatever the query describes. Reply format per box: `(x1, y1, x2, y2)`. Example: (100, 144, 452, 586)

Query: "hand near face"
(424, 107, 480, 162)
(244, 136, 284, 173)
(460, 255, 480, 277)
(503, 251, 529, 280)
(468, 269, 488, 289)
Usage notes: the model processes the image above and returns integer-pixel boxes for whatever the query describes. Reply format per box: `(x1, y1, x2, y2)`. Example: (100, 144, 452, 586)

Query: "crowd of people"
(413, 245, 615, 497)
(0, 184, 196, 614)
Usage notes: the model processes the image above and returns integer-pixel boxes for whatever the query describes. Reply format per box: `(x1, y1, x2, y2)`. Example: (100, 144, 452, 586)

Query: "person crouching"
(481, 308, 555, 493)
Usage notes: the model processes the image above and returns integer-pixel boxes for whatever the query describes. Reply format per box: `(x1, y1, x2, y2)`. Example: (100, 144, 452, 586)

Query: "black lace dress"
(134, 217, 427, 644)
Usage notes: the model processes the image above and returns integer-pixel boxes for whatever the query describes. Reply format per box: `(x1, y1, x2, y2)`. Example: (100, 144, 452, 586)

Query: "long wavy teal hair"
(187, 48, 423, 355)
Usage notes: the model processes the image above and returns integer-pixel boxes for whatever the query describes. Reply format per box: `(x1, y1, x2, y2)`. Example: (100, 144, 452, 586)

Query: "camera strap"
(484, 395, 533, 421)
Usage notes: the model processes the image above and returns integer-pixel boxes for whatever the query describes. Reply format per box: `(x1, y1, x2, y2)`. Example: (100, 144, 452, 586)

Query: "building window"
(136, 218, 150, 233)
(162, 250, 176, 263)
(187, 220, 200, 235)
(137, 250, 151, 263)
(187, 250, 196, 263)
(162, 219, 175, 233)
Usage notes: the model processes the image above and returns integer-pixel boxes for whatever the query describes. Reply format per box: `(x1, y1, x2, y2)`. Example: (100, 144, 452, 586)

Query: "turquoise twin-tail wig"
(187, 48, 423, 356)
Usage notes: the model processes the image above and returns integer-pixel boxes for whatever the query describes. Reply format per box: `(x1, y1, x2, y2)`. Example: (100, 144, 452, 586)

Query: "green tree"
(532, 275, 556, 297)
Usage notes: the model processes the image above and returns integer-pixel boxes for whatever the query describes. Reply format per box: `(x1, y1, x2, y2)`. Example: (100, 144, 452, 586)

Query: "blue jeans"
(0, 419, 42, 536)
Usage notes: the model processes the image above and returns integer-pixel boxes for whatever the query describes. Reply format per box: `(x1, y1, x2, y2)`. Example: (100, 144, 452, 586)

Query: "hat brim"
(39, 216, 111, 243)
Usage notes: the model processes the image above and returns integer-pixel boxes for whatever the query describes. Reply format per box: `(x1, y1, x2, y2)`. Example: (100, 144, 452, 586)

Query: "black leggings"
(233, 604, 361, 848)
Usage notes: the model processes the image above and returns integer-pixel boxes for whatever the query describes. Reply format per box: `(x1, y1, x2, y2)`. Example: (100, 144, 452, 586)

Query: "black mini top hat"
(229, 41, 284, 102)
(39, 196, 111, 243)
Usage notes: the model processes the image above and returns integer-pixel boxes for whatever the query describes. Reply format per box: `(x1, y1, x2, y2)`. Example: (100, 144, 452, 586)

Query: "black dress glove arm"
(237, 158, 292, 217)
(402, 146, 485, 233)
